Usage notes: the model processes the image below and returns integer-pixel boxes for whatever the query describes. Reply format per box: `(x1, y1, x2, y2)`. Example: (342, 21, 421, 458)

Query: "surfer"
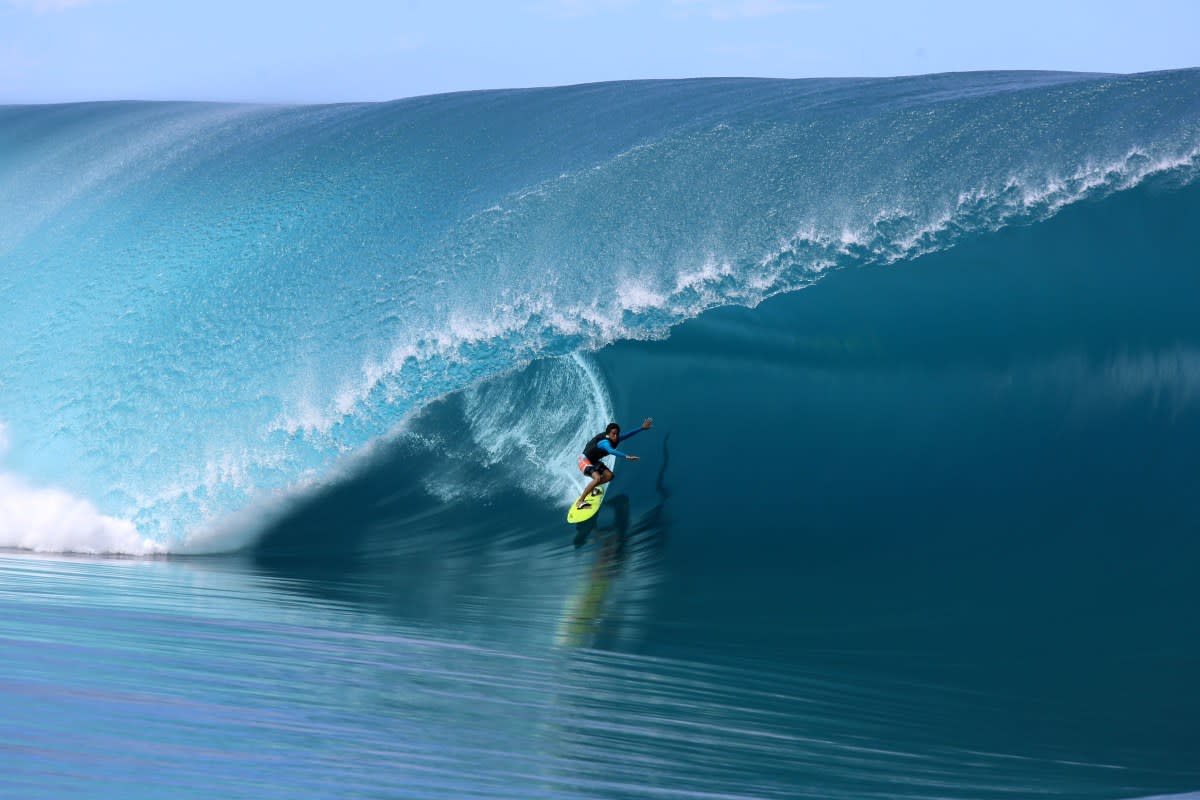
(574, 418, 654, 511)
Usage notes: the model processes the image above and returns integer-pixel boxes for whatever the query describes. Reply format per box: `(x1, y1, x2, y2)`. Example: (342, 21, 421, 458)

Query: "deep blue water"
(2, 71, 1199, 799)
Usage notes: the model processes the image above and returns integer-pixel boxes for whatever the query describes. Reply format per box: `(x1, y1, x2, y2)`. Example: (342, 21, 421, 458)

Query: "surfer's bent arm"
(597, 439, 632, 459)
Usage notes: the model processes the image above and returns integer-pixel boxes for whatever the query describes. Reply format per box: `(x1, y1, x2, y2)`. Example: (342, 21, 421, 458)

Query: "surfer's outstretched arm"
(617, 417, 653, 445)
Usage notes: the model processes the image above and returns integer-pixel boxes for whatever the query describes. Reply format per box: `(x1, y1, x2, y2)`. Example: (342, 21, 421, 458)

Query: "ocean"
(1, 70, 1198, 799)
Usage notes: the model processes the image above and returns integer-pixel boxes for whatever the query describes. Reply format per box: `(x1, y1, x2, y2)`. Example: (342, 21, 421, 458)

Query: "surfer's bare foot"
(576, 502, 591, 510)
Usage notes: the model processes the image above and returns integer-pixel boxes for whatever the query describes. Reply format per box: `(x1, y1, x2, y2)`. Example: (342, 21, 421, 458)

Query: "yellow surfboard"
(566, 485, 606, 524)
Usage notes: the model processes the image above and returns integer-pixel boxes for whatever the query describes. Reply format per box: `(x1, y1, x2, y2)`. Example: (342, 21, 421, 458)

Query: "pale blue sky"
(1, 0, 1197, 104)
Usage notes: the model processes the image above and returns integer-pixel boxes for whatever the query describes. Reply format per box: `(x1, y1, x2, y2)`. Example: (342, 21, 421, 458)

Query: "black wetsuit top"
(582, 427, 646, 464)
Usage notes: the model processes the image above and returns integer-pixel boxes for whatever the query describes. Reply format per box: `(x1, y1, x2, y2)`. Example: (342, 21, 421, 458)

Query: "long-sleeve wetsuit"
(585, 426, 647, 462)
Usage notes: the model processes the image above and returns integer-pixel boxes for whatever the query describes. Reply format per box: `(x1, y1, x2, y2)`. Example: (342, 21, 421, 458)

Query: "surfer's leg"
(575, 465, 611, 509)
(575, 464, 601, 508)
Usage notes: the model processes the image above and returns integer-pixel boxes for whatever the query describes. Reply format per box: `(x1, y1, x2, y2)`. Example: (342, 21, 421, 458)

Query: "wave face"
(1, 70, 1199, 551)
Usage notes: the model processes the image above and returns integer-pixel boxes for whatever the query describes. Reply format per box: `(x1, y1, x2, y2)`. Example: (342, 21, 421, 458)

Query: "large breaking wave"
(1, 69, 1198, 552)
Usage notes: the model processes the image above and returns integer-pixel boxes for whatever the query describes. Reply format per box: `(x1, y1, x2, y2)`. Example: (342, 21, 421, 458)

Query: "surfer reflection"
(560, 435, 671, 647)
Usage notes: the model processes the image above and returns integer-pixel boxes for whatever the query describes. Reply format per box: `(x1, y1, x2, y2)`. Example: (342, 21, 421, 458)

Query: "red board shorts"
(577, 455, 608, 477)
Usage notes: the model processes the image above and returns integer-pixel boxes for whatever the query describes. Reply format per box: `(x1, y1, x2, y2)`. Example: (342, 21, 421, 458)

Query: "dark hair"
(605, 423, 620, 434)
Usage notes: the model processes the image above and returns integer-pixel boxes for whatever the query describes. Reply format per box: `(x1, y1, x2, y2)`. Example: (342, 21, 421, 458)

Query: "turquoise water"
(2, 71, 1200, 798)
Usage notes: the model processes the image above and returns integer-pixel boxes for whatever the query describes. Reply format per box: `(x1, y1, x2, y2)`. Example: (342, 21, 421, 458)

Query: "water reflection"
(561, 435, 673, 648)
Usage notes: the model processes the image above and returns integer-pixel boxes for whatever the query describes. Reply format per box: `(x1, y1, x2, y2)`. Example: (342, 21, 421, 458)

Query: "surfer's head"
(605, 422, 620, 442)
